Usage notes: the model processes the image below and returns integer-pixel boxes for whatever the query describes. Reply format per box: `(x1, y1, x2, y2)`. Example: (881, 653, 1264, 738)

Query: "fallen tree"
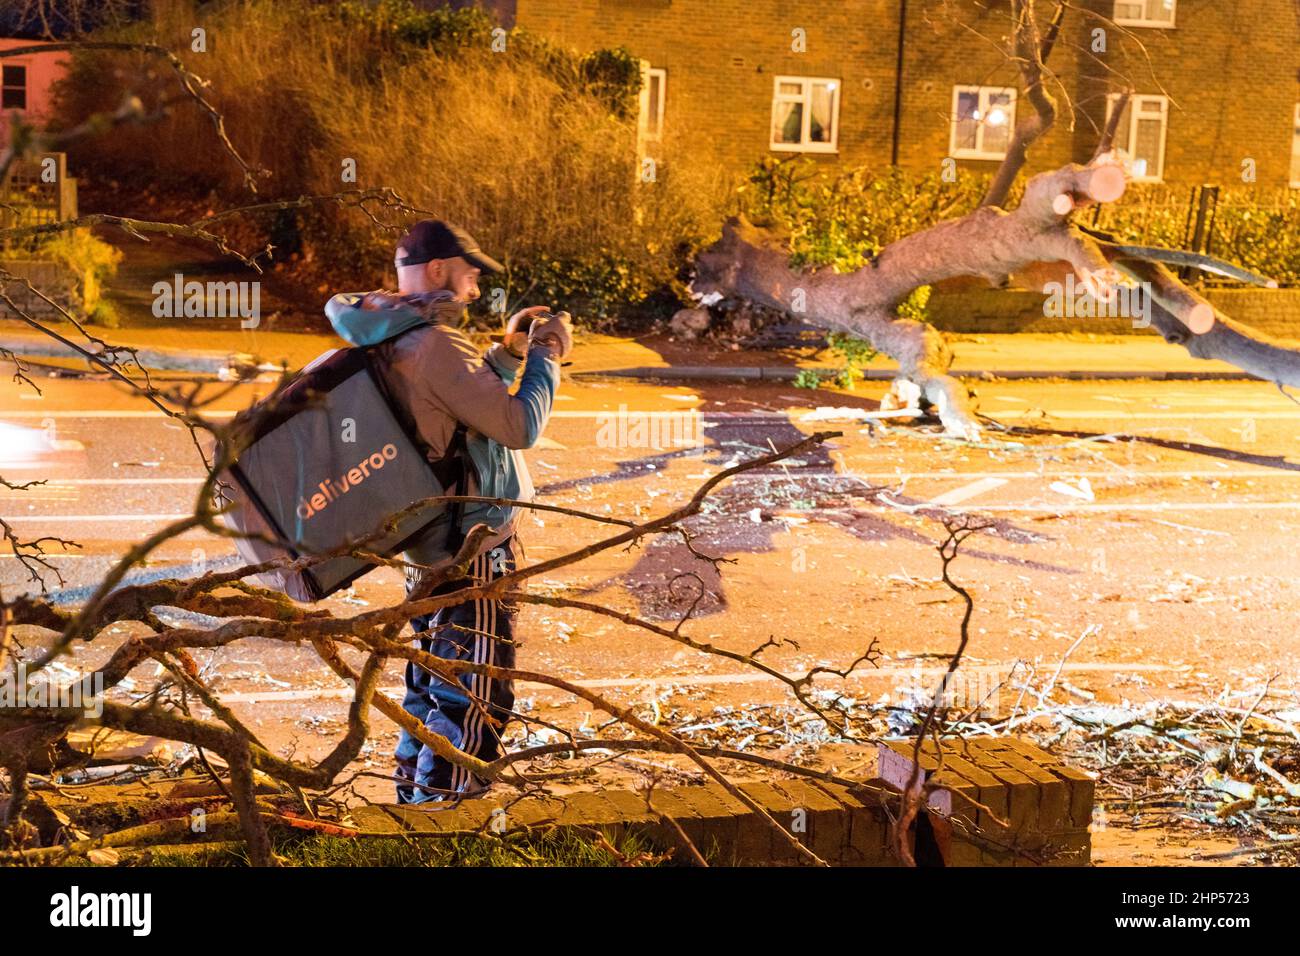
(691, 1, 1300, 440)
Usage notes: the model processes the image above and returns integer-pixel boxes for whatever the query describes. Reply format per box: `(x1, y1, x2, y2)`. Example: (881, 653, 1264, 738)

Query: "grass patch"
(138, 828, 677, 867)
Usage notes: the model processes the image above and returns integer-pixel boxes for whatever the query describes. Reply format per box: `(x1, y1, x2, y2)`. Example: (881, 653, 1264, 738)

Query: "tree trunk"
(692, 161, 1298, 438)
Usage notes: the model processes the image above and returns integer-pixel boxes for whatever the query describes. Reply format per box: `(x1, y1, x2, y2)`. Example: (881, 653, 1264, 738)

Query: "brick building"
(500, 0, 1300, 188)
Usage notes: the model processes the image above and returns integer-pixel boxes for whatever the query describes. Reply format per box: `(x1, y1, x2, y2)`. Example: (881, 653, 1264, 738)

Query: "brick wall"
(516, 0, 898, 172)
(515, 0, 1300, 188)
(0, 259, 78, 317)
(927, 286, 1300, 336)
(1087, 0, 1299, 188)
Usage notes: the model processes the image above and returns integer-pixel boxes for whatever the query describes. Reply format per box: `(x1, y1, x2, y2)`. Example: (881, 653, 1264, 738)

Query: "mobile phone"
(520, 310, 558, 334)
(490, 310, 555, 342)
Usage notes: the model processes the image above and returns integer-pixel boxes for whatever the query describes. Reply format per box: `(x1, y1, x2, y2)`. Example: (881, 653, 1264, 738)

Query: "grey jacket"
(324, 292, 562, 571)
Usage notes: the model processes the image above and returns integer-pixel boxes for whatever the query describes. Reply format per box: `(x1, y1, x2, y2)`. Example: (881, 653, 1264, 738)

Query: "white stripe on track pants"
(394, 539, 518, 803)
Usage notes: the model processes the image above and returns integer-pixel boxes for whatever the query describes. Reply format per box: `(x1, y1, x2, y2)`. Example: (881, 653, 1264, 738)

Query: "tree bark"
(691, 0, 1300, 439)
(980, 0, 1065, 209)
(1115, 256, 1300, 387)
(694, 155, 1300, 438)
(694, 163, 1132, 438)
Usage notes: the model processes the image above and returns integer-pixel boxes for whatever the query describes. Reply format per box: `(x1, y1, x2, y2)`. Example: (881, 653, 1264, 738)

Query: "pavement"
(0, 319, 1269, 381)
(573, 331, 1261, 381)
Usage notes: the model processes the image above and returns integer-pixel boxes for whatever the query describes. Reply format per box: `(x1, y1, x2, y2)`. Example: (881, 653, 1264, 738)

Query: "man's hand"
(528, 310, 574, 360)
(503, 305, 552, 357)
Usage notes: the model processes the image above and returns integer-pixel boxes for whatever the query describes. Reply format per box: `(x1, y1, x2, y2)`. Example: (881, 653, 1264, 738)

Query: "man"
(324, 219, 572, 803)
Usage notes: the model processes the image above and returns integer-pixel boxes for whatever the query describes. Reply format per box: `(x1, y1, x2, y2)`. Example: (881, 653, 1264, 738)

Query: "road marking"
(1150, 518, 1232, 537)
(832, 470, 1300, 481)
(209, 660, 1177, 704)
(0, 410, 236, 419)
(5, 408, 1300, 421)
(951, 501, 1300, 513)
(993, 410, 1300, 421)
(2, 468, 1299, 490)
(6, 498, 1300, 528)
(926, 476, 1009, 507)
(0, 553, 86, 560)
(1, 514, 194, 522)
(0, 478, 203, 487)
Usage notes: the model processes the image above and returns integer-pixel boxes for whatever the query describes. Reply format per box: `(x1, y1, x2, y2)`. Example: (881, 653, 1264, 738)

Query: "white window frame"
(769, 75, 840, 154)
(1113, 0, 1176, 29)
(948, 85, 1017, 161)
(638, 63, 666, 144)
(1106, 93, 1169, 183)
(1290, 102, 1300, 189)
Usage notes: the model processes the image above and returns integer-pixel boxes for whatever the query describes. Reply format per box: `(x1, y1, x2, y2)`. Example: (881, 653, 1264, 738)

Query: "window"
(1113, 0, 1176, 28)
(1291, 103, 1300, 189)
(1, 64, 27, 111)
(770, 76, 840, 153)
(1107, 94, 1168, 182)
(949, 86, 1016, 160)
(638, 64, 666, 143)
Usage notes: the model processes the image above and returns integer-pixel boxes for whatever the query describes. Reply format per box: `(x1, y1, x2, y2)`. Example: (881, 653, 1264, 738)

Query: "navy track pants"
(394, 540, 517, 803)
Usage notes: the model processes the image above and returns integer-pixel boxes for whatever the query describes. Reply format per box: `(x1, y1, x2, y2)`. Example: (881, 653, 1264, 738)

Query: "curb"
(574, 365, 1259, 383)
(352, 737, 1094, 867)
(1, 336, 244, 375)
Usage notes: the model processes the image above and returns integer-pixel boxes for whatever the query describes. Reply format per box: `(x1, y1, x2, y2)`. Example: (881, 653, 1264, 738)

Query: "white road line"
(44, 478, 198, 485)
(2, 514, 194, 522)
(2, 469, 1299, 489)
(0, 554, 86, 560)
(210, 660, 1177, 704)
(0, 410, 237, 419)
(926, 477, 1009, 507)
(0, 478, 203, 487)
(5, 408, 1300, 421)
(6, 499, 1300, 527)
(813, 410, 1300, 421)
(995, 410, 1300, 421)
(957, 501, 1300, 513)
(821, 470, 1300, 481)
(8, 410, 776, 420)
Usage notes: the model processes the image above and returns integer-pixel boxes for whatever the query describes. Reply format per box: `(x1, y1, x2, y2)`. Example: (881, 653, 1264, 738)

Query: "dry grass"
(54, 0, 728, 319)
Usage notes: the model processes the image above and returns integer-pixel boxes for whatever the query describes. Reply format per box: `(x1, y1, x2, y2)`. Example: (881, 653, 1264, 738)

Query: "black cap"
(395, 219, 504, 274)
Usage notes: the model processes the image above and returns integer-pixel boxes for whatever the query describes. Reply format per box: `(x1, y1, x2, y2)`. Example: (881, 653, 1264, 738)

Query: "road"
(5, 367, 1300, 863)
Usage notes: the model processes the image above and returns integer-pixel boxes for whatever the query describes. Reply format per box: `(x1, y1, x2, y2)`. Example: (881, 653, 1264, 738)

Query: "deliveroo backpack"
(214, 333, 470, 602)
